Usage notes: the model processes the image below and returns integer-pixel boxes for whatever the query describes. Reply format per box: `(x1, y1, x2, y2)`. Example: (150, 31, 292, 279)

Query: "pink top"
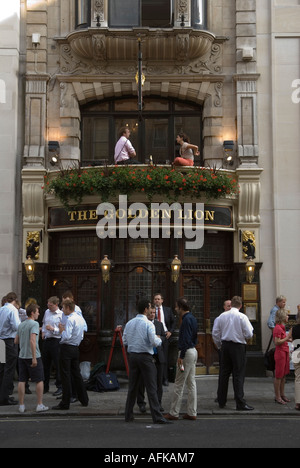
(114, 136, 135, 163)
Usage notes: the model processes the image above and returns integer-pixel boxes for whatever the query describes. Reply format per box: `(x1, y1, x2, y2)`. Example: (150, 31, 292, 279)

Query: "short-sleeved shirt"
(114, 136, 135, 163)
(17, 319, 41, 359)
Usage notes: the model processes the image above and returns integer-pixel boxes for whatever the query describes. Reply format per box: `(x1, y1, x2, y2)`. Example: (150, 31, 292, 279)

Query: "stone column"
(235, 0, 259, 167)
(23, 0, 49, 167)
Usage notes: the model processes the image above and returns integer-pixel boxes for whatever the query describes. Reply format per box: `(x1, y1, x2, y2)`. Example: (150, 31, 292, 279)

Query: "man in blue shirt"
(164, 297, 198, 421)
(0, 292, 20, 406)
(52, 299, 88, 410)
(123, 299, 171, 424)
(267, 295, 287, 329)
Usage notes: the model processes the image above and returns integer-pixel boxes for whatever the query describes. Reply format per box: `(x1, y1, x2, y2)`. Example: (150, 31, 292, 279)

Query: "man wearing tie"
(153, 293, 176, 386)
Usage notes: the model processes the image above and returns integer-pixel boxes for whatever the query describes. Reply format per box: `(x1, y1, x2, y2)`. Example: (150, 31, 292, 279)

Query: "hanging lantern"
(171, 255, 181, 283)
(24, 256, 35, 283)
(100, 255, 111, 283)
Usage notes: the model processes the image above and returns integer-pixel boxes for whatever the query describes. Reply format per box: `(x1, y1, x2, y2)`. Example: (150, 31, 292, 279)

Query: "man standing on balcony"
(114, 127, 139, 165)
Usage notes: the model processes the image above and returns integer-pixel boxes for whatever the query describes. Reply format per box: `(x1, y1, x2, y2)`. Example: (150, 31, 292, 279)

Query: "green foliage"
(43, 165, 239, 210)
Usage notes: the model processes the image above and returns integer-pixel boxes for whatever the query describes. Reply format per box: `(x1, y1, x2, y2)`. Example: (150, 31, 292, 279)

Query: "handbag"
(264, 334, 275, 371)
(95, 372, 120, 393)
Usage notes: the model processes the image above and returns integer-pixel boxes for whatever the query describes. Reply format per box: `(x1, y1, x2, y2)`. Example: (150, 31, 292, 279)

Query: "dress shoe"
(52, 388, 62, 397)
(183, 413, 197, 420)
(164, 413, 178, 420)
(139, 404, 146, 414)
(52, 404, 69, 410)
(0, 399, 18, 406)
(162, 380, 169, 387)
(125, 416, 134, 422)
(155, 418, 173, 424)
(236, 404, 254, 411)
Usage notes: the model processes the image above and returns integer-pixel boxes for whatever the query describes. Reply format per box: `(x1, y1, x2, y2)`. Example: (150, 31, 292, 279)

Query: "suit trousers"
(125, 352, 163, 423)
(218, 341, 247, 408)
(0, 339, 18, 403)
(59, 344, 89, 409)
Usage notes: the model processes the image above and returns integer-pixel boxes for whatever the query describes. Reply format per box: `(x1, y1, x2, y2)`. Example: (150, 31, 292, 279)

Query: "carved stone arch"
(58, 77, 223, 166)
(69, 79, 212, 107)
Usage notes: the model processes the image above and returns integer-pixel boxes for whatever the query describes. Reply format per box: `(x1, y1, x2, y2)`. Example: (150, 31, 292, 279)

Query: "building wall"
(20, 0, 300, 371)
(0, 2, 23, 295)
(257, 0, 300, 349)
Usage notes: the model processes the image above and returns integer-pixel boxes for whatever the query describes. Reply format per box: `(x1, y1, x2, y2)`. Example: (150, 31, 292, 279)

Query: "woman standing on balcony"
(173, 133, 199, 167)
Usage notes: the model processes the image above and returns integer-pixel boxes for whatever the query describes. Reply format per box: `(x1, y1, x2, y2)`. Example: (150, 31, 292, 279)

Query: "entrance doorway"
(182, 273, 232, 374)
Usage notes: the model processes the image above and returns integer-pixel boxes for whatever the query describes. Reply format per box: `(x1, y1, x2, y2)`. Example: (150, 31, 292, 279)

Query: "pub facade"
(20, 0, 265, 375)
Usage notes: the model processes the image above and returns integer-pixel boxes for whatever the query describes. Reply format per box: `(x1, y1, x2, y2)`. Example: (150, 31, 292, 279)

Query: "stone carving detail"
(92, 34, 106, 61)
(94, 0, 105, 22)
(177, 0, 190, 23)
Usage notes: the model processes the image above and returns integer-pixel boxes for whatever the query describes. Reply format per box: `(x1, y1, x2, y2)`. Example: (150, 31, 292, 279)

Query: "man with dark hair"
(0, 292, 20, 406)
(15, 303, 49, 413)
(164, 298, 198, 421)
(212, 295, 254, 411)
(153, 293, 175, 386)
(123, 299, 171, 424)
(114, 127, 139, 164)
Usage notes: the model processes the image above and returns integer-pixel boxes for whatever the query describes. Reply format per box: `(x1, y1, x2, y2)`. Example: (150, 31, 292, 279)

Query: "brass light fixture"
(171, 255, 181, 283)
(100, 255, 111, 283)
(245, 258, 255, 284)
(223, 140, 234, 166)
(24, 256, 35, 283)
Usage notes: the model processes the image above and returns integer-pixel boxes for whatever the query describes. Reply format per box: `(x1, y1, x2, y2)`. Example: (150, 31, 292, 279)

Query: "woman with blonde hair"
(273, 309, 292, 405)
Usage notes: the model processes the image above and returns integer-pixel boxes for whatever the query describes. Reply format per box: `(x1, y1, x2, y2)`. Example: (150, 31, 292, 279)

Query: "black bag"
(95, 372, 120, 392)
(264, 335, 275, 371)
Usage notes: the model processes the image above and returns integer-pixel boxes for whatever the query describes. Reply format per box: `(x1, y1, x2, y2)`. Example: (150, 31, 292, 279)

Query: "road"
(0, 415, 299, 451)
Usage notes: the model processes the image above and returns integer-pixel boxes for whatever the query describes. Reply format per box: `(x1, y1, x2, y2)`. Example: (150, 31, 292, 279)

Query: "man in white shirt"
(212, 296, 254, 411)
(0, 292, 20, 406)
(52, 299, 88, 411)
(41, 296, 63, 395)
(114, 127, 139, 164)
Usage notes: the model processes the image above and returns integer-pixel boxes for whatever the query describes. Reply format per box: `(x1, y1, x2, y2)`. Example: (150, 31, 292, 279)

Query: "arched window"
(80, 97, 203, 166)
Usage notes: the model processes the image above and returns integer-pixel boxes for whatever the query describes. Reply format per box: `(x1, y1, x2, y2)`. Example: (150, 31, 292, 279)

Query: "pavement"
(1, 373, 299, 418)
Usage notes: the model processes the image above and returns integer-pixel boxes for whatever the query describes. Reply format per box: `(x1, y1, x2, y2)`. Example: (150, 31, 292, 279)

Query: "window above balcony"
(75, 0, 207, 30)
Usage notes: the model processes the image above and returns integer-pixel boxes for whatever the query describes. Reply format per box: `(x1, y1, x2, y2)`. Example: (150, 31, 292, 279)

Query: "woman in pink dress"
(273, 309, 292, 405)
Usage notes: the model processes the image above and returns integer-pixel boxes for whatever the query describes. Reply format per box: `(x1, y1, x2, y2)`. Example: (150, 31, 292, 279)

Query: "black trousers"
(137, 356, 164, 406)
(125, 353, 163, 423)
(59, 344, 89, 409)
(42, 338, 61, 390)
(218, 341, 247, 408)
(0, 339, 18, 403)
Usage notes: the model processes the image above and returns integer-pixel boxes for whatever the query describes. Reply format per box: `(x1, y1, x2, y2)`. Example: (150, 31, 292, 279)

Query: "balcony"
(57, 27, 216, 64)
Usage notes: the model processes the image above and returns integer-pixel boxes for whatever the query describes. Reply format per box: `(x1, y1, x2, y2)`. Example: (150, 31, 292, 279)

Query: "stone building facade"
(1, 0, 300, 375)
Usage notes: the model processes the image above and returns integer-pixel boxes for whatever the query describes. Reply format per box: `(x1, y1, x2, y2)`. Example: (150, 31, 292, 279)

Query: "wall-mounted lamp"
(100, 255, 111, 283)
(223, 140, 235, 166)
(32, 33, 41, 48)
(245, 257, 255, 284)
(171, 254, 181, 283)
(25, 256, 35, 283)
(48, 141, 60, 166)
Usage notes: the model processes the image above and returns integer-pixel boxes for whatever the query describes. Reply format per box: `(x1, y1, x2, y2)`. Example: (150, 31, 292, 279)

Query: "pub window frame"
(80, 96, 203, 166)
